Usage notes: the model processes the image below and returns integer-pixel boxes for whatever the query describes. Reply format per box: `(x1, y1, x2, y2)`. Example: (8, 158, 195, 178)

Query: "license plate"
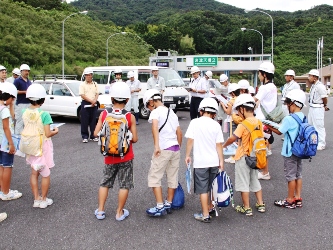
(170, 104, 176, 109)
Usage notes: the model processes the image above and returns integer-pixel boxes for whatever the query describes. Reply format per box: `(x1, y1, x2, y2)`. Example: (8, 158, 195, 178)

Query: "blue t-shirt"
(278, 112, 305, 157)
(14, 77, 32, 104)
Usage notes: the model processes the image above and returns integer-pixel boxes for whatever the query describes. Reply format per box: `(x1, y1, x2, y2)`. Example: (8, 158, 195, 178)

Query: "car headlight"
(99, 104, 112, 109)
(163, 96, 173, 102)
(185, 96, 189, 101)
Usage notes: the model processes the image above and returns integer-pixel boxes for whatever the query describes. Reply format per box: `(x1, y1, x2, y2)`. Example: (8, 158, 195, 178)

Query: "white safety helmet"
(248, 86, 255, 94)
(205, 71, 213, 79)
(233, 94, 256, 110)
(198, 97, 218, 113)
(238, 79, 250, 89)
(83, 69, 93, 75)
(12, 68, 21, 75)
(127, 71, 134, 78)
(114, 69, 123, 74)
(284, 69, 295, 76)
(20, 64, 30, 71)
(219, 74, 228, 82)
(0, 65, 6, 71)
(109, 82, 130, 101)
(190, 66, 200, 74)
(26, 84, 47, 100)
(258, 62, 275, 74)
(285, 89, 306, 108)
(0, 82, 18, 98)
(151, 66, 159, 71)
(308, 69, 320, 77)
(228, 83, 240, 93)
(143, 89, 162, 106)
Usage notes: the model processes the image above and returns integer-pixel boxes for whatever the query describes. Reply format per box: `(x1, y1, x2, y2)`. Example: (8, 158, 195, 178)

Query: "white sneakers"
(33, 198, 53, 209)
(0, 190, 22, 200)
(317, 146, 325, 151)
(258, 172, 271, 180)
(225, 156, 235, 164)
(0, 212, 8, 222)
(266, 150, 272, 156)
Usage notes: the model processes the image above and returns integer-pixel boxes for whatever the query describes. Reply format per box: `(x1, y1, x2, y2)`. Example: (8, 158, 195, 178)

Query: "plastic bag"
(171, 183, 185, 209)
(185, 164, 191, 194)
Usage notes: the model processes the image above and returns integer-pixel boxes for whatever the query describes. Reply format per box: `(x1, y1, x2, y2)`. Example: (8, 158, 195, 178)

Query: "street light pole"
(106, 32, 127, 66)
(245, 9, 273, 63)
(62, 11, 88, 79)
(241, 28, 264, 62)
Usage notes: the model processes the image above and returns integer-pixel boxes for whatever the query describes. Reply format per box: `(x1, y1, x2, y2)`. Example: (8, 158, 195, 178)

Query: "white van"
(81, 66, 190, 118)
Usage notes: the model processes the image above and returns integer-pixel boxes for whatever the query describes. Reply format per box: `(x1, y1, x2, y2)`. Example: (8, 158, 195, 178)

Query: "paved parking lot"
(1, 104, 333, 249)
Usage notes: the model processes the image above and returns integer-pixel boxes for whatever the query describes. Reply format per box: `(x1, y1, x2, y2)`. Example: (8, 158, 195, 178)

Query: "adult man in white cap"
(281, 69, 300, 115)
(125, 71, 141, 124)
(203, 71, 212, 97)
(6, 68, 21, 84)
(79, 69, 99, 143)
(0, 65, 7, 83)
(13, 64, 32, 134)
(216, 74, 229, 125)
(308, 69, 328, 150)
(147, 66, 165, 94)
(188, 66, 207, 120)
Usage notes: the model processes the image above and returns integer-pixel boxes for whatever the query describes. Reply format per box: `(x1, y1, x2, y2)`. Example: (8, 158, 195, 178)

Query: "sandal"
(116, 209, 129, 221)
(94, 209, 105, 220)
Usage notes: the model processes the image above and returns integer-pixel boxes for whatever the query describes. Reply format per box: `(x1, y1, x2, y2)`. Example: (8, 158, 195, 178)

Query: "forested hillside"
(0, 0, 153, 75)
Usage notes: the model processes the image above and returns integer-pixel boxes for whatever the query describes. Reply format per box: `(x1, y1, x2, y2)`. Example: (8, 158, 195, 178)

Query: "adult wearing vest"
(203, 71, 212, 97)
(281, 70, 300, 115)
(216, 74, 229, 125)
(111, 69, 125, 84)
(125, 71, 141, 125)
(189, 66, 207, 120)
(79, 70, 99, 143)
(308, 69, 328, 151)
(13, 64, 32, 134)
(147, 66, 165, 94)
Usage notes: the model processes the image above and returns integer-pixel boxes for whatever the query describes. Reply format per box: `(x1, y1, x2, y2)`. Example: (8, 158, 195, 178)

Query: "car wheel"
(139, 103, 150, 119)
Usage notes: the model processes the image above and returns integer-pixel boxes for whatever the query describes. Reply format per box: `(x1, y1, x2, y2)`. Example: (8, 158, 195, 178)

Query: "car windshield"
(159, 68, 185, 87)
(65, 82, 80, 96)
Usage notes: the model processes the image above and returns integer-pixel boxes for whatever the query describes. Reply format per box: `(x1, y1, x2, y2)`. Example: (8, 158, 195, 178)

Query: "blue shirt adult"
(278, 112, 305, 157)
(13, 76, 31, 104)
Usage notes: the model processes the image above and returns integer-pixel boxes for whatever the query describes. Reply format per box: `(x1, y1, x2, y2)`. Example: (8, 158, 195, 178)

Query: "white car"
(33, 79, 110, 121)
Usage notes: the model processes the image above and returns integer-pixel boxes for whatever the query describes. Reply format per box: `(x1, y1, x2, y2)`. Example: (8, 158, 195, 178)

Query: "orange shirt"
(233, 117, 260, 161)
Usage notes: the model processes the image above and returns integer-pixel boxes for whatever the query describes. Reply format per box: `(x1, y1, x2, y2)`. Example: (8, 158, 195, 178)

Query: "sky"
(217, 0, 332, 12)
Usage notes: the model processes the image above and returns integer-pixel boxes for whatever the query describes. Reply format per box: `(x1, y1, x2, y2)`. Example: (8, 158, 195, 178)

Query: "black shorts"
(194, 167, 219, 194)
(100, 160, 134, 189)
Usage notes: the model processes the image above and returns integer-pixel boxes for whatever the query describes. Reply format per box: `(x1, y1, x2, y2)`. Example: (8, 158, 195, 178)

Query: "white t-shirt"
(255, 82, 277, 120)
(148, 106, 179, 150)
(0, 106, 14, 143)
(185, 116, 224, 168)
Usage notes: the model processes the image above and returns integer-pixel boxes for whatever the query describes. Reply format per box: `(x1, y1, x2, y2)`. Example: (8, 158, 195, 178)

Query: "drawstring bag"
(171, 183, 185, 209)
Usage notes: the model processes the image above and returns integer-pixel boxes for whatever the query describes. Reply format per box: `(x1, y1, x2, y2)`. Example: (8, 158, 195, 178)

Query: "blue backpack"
(171, 183, 184, 209)
(211, 171, 234, 216)
(287, 114, 318, 161)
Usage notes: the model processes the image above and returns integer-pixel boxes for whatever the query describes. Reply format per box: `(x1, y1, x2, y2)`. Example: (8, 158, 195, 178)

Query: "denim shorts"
(0, 151, 14, 167)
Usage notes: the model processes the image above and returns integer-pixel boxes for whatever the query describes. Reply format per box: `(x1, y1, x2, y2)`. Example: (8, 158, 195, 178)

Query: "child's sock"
(156, 203, 164, 209)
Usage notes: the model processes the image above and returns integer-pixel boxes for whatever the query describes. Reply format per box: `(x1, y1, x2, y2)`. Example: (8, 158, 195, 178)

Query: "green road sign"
(194, 56, 218, 66)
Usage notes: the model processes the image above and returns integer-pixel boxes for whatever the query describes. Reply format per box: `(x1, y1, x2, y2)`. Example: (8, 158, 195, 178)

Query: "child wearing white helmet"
(238, 80, 250, 94)
(144, 89, 182, 217)
(281, 69, 300, 115)
(0, 83, 22, 201)
(223, 94, 265, 216)
(93, 82, 138, 221)
(308, 69, 328, 150)
(21, 83, 58, 209)
(253, 61, 278, 180)
(185, 97, 224, 222)
(248, 86, 255, 96)
(125, 71, 142, 124)
(264, 89, 306, 209)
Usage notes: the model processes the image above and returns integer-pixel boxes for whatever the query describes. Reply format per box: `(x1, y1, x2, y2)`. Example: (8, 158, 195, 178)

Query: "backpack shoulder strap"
(241, 119, 256, 133)
(290, 113, 303, 125)
(159, 108, 170, 132)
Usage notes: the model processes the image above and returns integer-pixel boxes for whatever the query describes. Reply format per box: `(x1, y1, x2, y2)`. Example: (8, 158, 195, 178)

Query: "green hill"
(0, 0, 153, 75)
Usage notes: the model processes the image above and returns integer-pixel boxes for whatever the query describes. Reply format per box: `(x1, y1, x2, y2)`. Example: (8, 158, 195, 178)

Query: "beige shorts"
(148, 149, 180, 189)
(235, 156, 261, 193)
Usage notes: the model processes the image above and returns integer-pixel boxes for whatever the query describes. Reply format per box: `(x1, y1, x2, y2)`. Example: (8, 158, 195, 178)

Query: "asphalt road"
(1, 100, 333, 250)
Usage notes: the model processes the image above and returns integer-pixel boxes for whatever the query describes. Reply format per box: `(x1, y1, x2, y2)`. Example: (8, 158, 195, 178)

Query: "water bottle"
(105, 83, 110, 94)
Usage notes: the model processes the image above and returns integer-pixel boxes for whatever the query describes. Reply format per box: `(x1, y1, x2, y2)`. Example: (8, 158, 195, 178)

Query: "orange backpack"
(241, 119, 267, 169)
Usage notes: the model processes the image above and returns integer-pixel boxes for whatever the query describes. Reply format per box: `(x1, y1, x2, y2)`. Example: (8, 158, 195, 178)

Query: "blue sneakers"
(146, 206, 166, 217)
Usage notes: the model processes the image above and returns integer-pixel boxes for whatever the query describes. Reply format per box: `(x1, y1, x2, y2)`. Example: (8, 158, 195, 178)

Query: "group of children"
(1, 62, 308, 223)
(0, 82, 58, 222)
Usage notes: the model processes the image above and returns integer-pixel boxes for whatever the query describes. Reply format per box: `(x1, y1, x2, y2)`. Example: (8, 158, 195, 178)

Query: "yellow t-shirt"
(233, 117, 260, 161)
(79, 81, 99, 101)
